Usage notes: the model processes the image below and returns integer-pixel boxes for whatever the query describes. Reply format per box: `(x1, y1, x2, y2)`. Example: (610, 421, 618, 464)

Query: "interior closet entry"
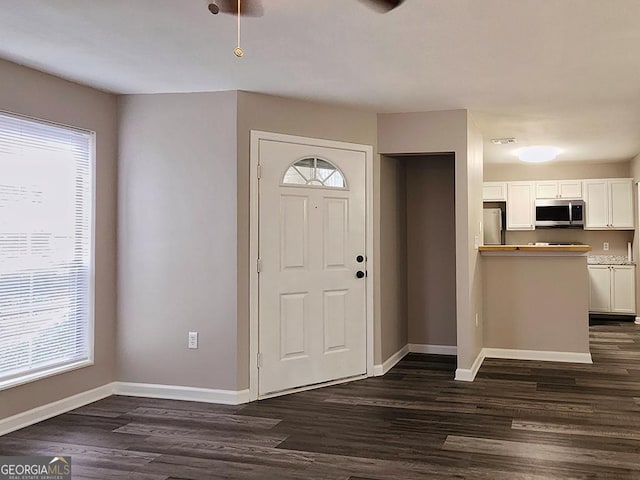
(254, 133, 370, 398)
(380, 153, 457, 357)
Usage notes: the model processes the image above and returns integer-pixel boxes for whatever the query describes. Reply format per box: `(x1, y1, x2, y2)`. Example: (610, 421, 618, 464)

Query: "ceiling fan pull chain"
(234, 0, 244, 57)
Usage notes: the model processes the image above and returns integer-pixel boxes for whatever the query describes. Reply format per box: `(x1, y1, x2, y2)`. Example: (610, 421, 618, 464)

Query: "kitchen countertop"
(479, 245, 592, 253)
(587, 255, 635, 266)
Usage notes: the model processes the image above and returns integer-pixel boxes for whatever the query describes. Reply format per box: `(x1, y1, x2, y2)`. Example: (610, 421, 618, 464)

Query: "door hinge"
(257, 164, 262, 179)
(257, 258, 262, 273)
(257, 353, 263, 369)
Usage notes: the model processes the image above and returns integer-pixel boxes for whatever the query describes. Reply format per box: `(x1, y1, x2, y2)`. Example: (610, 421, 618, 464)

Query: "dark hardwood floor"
(2, 321, 640, 479)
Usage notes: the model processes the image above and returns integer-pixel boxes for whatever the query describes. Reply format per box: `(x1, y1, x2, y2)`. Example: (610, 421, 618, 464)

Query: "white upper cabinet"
(535, 181, 558, 199)
(584, 180, 608, 229)
(507, 182, 535, 230)
(483, 182, 507, 202)
(558, 181, 583, 199)
(535, 180, 582, 199)
(584, 178, 634, 230)
(608, 179, 634, 229)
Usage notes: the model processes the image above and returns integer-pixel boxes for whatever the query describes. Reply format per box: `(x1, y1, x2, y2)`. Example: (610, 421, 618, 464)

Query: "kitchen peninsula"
(479, 244, 593, 363)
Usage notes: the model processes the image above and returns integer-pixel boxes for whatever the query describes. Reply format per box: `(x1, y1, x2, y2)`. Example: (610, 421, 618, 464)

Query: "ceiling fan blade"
(358, 0, 406, 13)
(217, 0, 264, 17)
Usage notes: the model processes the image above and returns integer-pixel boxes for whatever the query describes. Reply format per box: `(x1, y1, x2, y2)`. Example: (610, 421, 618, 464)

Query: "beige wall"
(377, 110, 484, 370)
(117, 92, 239, 390)
(0, 59, 118, 419)
(379, 156, 408, 359)
(467, 115, 485, 364)
(404, 155, 457, 347)
(484, 160, 630, 182)
(236, 91, 379, 381)
(483, 256, 590, 354)
(118, 90, 380, 392)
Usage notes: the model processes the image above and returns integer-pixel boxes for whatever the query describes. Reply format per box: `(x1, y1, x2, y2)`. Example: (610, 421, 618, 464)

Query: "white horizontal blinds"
(0, 112, 93, 385)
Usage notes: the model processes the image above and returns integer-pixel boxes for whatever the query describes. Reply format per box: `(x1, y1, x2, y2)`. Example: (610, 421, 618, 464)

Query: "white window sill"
(0, 359, 94, 392)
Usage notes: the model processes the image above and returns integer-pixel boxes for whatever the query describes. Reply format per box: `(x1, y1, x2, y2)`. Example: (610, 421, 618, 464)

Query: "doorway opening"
(379, 153, 457, 361)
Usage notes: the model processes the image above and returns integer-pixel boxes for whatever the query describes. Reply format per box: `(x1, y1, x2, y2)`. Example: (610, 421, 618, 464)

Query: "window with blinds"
(0, 111, 94, 390)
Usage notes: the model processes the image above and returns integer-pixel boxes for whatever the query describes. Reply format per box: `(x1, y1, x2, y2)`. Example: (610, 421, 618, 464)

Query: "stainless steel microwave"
(535, 199, 584, 228)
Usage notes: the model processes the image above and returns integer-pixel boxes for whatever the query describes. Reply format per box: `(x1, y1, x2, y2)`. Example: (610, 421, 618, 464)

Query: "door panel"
(324, 198, 349, 268)
(323, 290, 348, 352)
(280, 293, 308, 359)
(258, 139, 367, 396)
(280, 195, 308, 270)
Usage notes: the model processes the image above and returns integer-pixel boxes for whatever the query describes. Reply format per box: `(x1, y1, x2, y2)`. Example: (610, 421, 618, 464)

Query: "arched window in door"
(282, 157, 347, 189)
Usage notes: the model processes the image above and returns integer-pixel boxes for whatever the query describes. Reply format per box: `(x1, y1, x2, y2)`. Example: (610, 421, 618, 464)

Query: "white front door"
(258, 138, 367, 396)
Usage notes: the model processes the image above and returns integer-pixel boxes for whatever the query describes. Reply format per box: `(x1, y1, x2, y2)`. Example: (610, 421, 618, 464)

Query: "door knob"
(356, 271, 366, 279)
(356, 255, 365, 263)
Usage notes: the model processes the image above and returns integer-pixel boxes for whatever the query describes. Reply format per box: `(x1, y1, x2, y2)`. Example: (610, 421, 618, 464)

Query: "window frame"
(281, 156, 349, 190)
(0, 110, 96, 392)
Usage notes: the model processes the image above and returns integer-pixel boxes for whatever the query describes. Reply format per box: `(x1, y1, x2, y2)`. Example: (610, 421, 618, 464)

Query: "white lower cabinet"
(588, 265, 612, 312)
(588, 264, 636, 314)
(611, 266, 636, 314)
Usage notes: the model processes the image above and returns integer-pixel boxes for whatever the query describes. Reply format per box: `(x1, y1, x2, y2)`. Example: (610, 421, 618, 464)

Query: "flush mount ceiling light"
(514, 145, 562, 163)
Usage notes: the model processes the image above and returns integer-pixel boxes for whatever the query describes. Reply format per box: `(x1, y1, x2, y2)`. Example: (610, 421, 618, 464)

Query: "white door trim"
(249, 130, 374, 401)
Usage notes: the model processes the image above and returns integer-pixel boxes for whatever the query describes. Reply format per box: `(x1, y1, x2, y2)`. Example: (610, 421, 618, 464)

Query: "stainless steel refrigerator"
(483, 207, 503, 245)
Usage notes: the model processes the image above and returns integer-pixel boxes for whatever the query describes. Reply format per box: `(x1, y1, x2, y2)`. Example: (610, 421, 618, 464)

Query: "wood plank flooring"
(2, 321, 640, 479)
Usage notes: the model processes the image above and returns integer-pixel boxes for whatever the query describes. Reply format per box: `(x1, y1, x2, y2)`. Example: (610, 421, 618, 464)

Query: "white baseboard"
(455, 349, 485, 382)
(0, 383, 115, 436)
(113, 382, 251, 405)
(373, 344, 410, 376)
(409, 344, 457, 355)
(483, 348, 593, 364)
(0, 381, 253, 436)
(454, 347, 593, 383)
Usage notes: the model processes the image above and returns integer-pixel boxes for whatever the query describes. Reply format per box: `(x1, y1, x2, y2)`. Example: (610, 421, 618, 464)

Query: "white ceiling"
(1, 0, 639, 164)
